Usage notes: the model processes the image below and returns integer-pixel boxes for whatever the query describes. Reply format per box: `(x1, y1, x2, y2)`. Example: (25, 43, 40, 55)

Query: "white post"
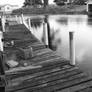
(69, 32, 75, 65)
(1, 15, 5, 32)
(28, 18, 31, 31)
(0, 31, 3, 51)
(21, 13, 24, 24)
(15, 15, 18, 23)
(43, 21, 49, 47)
(87, 3, 89, 12)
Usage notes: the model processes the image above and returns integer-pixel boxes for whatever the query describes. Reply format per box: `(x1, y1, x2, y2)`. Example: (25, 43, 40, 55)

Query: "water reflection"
(56, 17, 68, 25)
(26, 15, 92, 75)
(31, 18, 42, 28)
(49, 28, 61, 51)
(87, 16, 92, 27)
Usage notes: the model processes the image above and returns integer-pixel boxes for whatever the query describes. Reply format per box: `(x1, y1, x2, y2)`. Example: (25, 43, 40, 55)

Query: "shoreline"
(12, 5, 87, 15)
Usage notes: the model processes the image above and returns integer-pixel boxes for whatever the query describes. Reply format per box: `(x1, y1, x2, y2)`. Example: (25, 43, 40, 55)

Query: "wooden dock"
(1, 24, 92, 92)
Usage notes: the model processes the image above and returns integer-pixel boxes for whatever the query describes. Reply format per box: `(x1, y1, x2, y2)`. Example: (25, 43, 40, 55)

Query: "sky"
(0, 0, 54, 7)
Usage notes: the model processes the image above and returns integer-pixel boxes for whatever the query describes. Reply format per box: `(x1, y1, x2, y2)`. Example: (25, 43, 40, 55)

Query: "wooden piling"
(0, 51, 5, 92)
(47, 21, 52, 48)
(43, 15, 51, 48)
(69, 32, 75, 65)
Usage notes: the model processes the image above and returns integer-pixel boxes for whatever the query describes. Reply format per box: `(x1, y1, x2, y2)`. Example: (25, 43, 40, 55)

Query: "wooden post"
(69, 32, 75, 65)
(0, 15, 6, 92)
(0, 14, 4, 52)
(0, 51, 6, 92)
(47, 21, 52, 48)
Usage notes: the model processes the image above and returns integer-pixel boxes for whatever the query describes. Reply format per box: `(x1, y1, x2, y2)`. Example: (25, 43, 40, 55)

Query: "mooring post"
(28, 18, 31, 31)
(69, 31, 75, 65)
(0, 14, 4, 52)
(15, 15, 18, 23)
(21, 13, 24, 24)
(0, 31, 3, 52)
(1, 15, 5, 32)
(0, 14, 6, 92)
(43, 19, 49, 47)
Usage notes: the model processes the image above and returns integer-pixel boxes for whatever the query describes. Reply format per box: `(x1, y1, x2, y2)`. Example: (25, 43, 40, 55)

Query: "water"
(26, 14, 92, 75)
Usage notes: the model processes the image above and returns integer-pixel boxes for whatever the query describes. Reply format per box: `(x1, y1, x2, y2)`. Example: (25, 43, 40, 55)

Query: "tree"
(35, 0, 42, 5)
(72, 0, 87, 5)
(23, 0, 42, 7)
(23, 0, 34, 7)
(43, 0, 49, 8)
(54, 0, 66, 6)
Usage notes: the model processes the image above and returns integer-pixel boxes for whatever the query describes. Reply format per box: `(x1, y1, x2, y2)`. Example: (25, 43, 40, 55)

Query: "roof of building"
(0, 4, 19, 8)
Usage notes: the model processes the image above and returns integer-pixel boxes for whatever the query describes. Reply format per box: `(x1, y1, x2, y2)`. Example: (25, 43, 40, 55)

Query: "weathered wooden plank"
(76, 86, 92, 92)
(9, 72, 86, 92)
(5, 56, 63, 72)
(6, 66, 81, 92)
(33, 48, 53, 56)
(57, 81, 92, 92)
(7, 66, 77, 84)
(30, 73, 90, 92)
(38, 74, 92, 92)
(5, 61, 70, 80)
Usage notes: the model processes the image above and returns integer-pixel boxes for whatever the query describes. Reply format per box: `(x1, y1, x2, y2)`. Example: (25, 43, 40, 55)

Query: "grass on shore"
(12, 5, 87, 15)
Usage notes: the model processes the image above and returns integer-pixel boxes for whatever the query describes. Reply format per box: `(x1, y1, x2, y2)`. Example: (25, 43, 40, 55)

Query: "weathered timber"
(7, 65, 78, 91)
(76, 86, 92, 92)
(2, 24, 92, 92)
(6, 60, 69, 80)
(57, 81, 92, 92)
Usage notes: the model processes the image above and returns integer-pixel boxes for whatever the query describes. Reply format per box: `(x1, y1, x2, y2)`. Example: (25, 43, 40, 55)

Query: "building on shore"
(0, 4, 19, 14)
(87, 0, 92, 13)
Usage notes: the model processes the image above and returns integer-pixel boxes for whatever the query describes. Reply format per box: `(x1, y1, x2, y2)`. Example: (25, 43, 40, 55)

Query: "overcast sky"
(0, 0, 54, 7)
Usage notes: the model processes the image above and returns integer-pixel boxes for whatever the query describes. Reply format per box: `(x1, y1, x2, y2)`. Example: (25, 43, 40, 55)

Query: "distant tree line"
(54, 0, 67, 6)
(23, 0, 88, 7)
(54, 0, 88, 5)
(23, 0, 49, 7)
(72, 0, 88, 5)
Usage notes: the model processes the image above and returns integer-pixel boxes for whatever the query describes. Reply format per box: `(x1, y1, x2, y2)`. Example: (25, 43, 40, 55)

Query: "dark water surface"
(26, 15, 92, 75)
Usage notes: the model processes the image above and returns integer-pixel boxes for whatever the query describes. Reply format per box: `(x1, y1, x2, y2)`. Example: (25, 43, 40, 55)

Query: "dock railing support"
(0, 14, 6, 92)
(0, 14, 5, 52)
(15, 15, 18, 23)
(0, 32, 3, 52)
(69, 32, 75, 65)
(1, 15, 5, 32)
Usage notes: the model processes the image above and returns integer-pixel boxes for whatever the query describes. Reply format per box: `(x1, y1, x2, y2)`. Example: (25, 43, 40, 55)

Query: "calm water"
(26, 15, 92, 75)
